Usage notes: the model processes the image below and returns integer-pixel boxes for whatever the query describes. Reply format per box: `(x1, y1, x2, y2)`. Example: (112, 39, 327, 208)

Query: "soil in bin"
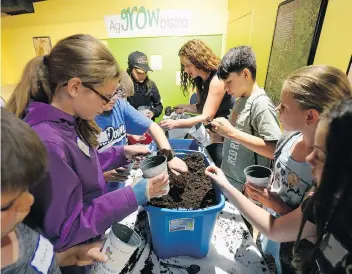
(148, 152, 217, 209)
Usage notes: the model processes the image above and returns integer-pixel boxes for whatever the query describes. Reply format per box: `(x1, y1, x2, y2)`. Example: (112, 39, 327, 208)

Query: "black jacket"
(127, 78, 163, 120)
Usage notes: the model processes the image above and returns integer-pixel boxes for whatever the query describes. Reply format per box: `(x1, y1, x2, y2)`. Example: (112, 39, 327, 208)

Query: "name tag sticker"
(77, 137, 90, 157)
(30, 235, 54, 274)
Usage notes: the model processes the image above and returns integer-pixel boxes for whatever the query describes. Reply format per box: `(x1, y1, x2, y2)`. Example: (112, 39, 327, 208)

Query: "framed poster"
(264, 0, 329, 104)
(33, 36, 52, 56)
(347, 55, 352, 85)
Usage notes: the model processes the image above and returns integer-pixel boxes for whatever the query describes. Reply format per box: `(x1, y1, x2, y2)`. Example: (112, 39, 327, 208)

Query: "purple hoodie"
(24, 101, 138, 251)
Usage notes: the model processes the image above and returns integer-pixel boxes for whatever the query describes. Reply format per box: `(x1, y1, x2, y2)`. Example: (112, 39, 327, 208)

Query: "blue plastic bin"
(144, 150, 225, 259)
(150, 138, 199, 151)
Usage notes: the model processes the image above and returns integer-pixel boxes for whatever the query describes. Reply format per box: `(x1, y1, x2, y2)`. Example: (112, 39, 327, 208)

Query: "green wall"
(105, 35, 223, 121)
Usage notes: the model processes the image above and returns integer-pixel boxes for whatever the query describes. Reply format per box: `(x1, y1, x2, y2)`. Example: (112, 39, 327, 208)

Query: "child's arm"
(205, 166, 316, 242)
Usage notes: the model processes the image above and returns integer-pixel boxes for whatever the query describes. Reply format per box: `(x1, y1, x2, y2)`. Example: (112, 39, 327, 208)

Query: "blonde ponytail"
(6, 56, 52, 118)
(6, 34, 120, 147)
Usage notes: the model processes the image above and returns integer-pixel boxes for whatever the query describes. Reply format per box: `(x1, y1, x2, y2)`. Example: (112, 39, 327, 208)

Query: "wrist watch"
(157, 149, 175, 162)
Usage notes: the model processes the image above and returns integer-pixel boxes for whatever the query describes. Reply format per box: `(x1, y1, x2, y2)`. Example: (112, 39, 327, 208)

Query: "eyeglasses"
(82, 83, 118, 105)
(1, 192, 23, 212)
(62, 82, 118, 105)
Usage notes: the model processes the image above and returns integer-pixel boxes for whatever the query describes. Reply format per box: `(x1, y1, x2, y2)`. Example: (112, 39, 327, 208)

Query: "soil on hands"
(148, 153, 217, 209)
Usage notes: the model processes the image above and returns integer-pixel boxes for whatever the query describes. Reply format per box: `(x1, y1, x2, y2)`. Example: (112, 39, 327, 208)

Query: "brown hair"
(284, 65, 352, 113)
(6, 34, 120, 147)
(126, 66, 153, 95)
(292, 99, 352, 273)
(1, 108, 47, 192)
(178, 39, 220, 96)
(118, 71, 134, 98)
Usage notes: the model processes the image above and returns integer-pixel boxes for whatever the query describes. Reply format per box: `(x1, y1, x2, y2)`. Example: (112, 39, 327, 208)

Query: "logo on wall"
(104, 6, 226, 38)
(105, 7, 189, 38)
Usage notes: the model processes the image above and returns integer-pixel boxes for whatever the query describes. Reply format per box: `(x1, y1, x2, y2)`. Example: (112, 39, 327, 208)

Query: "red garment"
(127, 133, 152, 145)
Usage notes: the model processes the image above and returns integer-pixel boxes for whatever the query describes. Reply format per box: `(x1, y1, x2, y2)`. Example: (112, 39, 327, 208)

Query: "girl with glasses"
(5, 34, 171, 269)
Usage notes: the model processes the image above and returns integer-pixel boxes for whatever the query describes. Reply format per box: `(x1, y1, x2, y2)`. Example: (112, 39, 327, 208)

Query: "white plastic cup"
(138, 106, 150, 116)
(244, 165, 272, 204)
(140, 155, 170, 196)
(93, 223, 141, 274)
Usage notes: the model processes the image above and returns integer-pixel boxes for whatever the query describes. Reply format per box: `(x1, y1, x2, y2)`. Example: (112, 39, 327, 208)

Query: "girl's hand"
(205, 165, 231, 189)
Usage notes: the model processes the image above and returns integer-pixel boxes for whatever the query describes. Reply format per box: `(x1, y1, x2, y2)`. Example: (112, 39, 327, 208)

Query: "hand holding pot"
(57, 240, 107, 267)
(147, 170, 170, 199)
(244, 183, 293, 215)
(210, 117, 237, 138)
(132, 170, 169, 205)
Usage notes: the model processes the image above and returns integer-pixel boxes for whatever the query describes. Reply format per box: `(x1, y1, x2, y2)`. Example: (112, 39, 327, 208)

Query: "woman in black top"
(160, 40, 233, 140)
(127, 51, 163, 121)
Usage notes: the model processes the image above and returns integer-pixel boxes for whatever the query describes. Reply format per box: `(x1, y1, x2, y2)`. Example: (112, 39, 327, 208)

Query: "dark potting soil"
(140, 256, 154, 274)
(148, 153, 217, 209)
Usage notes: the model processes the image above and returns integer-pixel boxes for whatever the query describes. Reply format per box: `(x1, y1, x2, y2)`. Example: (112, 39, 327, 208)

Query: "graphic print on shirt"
(226, 140, 240, 166)
(225, 109, 242, 167)
(271, 161, 312, 207)
(98, 124, 126, 150)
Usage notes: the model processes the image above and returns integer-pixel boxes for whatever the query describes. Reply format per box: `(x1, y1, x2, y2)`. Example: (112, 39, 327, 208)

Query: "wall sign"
(104, 6, 226, 38)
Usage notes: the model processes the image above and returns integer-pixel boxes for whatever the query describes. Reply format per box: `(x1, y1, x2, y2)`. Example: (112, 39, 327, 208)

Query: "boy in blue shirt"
(96, 72, 187, 191)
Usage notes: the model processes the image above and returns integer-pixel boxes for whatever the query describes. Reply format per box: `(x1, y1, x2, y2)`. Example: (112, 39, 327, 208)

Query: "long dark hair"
(127, 66, 153, 95)
(293, 98, 352, 273)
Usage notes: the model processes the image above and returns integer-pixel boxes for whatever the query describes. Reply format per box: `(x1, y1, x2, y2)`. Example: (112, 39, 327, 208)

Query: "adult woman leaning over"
(6, 34, 169, 254)
(160, 39, 234, 142)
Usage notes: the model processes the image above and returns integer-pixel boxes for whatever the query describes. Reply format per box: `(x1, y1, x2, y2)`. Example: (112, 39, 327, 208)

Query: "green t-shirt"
(221, 88, 282, 190)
